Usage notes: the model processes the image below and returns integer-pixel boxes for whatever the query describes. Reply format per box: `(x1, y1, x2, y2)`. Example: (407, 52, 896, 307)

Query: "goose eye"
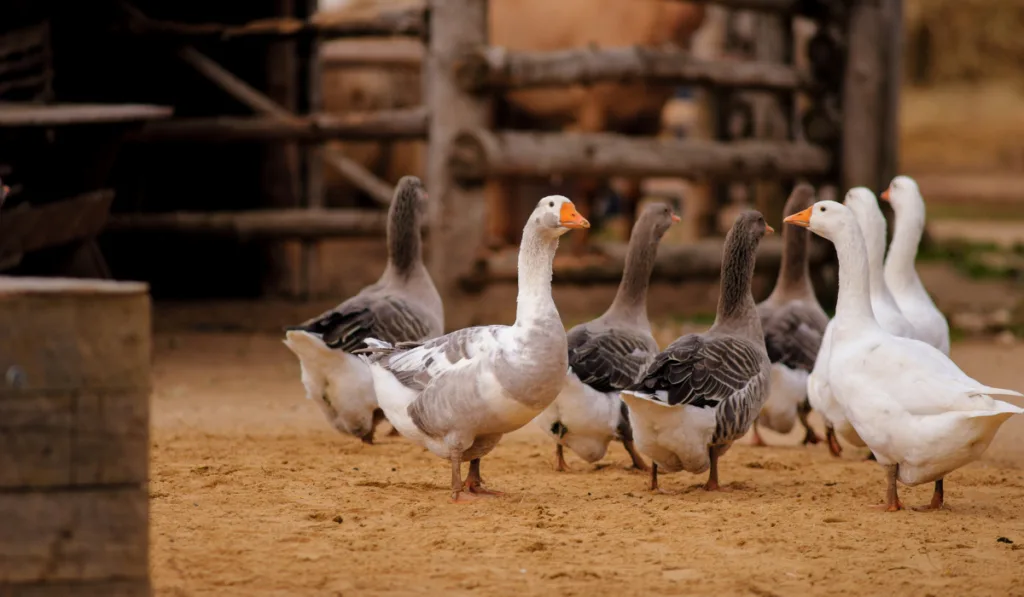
(548, 201, 554, 208)
(820, 206, 827, 212)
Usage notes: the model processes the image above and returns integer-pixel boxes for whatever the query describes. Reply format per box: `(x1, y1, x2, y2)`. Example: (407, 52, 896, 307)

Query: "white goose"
(785, 201, 1023, 511)
(283, 176, 443, 444)
(358, 196, 590, 502)
(882, 175, 951, 355)
(812, 187, 924, 457)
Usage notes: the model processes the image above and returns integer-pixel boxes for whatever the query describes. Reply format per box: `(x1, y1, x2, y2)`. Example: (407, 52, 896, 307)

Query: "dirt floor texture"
(151, 333, 1024, 597)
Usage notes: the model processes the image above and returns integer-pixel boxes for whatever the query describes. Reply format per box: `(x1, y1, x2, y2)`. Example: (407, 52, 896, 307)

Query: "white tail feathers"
(968, 385, 1024, 400)
(283, 330, 339, 369)
(620, 389, 672, 407)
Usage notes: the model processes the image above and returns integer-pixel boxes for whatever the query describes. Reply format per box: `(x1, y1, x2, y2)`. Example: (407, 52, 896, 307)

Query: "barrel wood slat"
(0, 277, 152, 597)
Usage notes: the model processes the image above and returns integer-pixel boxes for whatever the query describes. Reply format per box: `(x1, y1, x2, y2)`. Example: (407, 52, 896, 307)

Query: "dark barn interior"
(0, 0, 326, 299)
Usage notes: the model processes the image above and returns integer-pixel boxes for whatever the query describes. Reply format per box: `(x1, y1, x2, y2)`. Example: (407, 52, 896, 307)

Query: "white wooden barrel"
(0, 277, 151, 597)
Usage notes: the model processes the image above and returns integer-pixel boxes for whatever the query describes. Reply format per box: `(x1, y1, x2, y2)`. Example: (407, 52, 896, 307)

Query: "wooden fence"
(110, 0, 902, 325)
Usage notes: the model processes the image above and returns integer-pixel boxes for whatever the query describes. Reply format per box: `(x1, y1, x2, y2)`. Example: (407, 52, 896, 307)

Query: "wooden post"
(425, 0, 492, 329)
(297, 0, 324, 299)
(879, 0, 902, 189)
(841, 0, 885, 192)
(749, 10, 792, 227)
(0, 277, 151, 597)
(263, 0, 302, 297)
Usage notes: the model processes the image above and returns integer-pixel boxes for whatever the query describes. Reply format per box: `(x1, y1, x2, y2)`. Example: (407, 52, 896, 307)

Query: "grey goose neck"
(772, 184, 815, 300)
(713, 214, 763, 337)
(608, 214, 663, 324)
(385, 178, 424, 279)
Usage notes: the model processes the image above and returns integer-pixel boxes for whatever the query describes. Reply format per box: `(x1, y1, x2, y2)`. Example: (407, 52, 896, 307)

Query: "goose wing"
(760, 303, 826, 371)
(287, 294, 434, 352)
(567, 326, 657, 393)
(626, 333, 764, 409)
(364, 326, 512, 437)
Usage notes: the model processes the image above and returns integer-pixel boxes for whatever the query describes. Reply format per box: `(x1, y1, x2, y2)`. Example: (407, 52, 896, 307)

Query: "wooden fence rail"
(456, 46, 813, 92)
(449, 129, 832, 181)
(130, 108, 428, 143)
(105, 209, 387, 240)
(118, 5, 426, 40)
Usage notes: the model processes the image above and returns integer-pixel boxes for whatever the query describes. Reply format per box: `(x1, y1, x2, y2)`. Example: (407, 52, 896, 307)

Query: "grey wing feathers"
(567, 327, 655, 393)
(287, 296, 433, 352)
(627, 334, 764, 409)
(367, 326, 500, 391)
(395, 327, 501, 438)
(761, 304, 826, 371)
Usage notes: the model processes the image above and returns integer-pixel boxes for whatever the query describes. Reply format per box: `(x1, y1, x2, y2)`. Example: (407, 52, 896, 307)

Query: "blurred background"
(0, 0, 1022, 339)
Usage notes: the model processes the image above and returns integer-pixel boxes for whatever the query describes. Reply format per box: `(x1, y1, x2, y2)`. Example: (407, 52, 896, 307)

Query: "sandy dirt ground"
(150, 331, 1024, 597)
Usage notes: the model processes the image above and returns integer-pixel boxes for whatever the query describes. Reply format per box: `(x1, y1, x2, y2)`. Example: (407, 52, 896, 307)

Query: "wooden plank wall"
(0, 277, 152, 596)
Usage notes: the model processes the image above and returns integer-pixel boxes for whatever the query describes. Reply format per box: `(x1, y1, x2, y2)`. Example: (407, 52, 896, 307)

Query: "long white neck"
(884, 196, 926, 296)
(515, 224, 559, 326)
(832, 222, 881, 333)
(856, 206, 900, 307)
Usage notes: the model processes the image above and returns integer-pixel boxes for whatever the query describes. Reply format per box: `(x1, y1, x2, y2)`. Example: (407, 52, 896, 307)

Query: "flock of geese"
(283, 175, 1023, 510)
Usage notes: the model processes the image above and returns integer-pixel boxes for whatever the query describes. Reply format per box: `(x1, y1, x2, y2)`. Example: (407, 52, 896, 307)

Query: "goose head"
(394, 175, 428, 213)
(636, 201, 680, 241)
(784, 200, 858, 244)
(389, 175, 428, 232)
(843, 187, 885, 236)
(530, 195, 590, 238)
(880, 175, 922, 214)
(730, 209, 774, 245)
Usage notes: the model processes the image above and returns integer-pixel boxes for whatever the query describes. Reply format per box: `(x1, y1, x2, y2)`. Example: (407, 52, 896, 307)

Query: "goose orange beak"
(765, 224, 775, 234)
(671, 213, 681, 223)
(559, 202, 590, 229)
(783, 206, 813, 228)
(880, 187, 891, 201)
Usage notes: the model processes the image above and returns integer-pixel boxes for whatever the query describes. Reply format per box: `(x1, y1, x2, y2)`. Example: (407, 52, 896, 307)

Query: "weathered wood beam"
(0, 190, 114, 267)
(879, 0, 903, 189)
(0, 102, 173, 127)
(449, 129, 831, 182)
(682, 0, 802, 13)
(321, 38, 423, 69)
(426, 0, 493, 329)
(299, 0, 325, 300)
(129, 108, 428, 142)
(178, 47, 293, 119)
(174, 44, 394, 205)
(0, 277, 151, 594)
(462, 235, 828, 289)
(456, 46, 812, 93)
(119, 6, 426, 40)
(841, 1, 885, 191)
(104, 209, 387, 240)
